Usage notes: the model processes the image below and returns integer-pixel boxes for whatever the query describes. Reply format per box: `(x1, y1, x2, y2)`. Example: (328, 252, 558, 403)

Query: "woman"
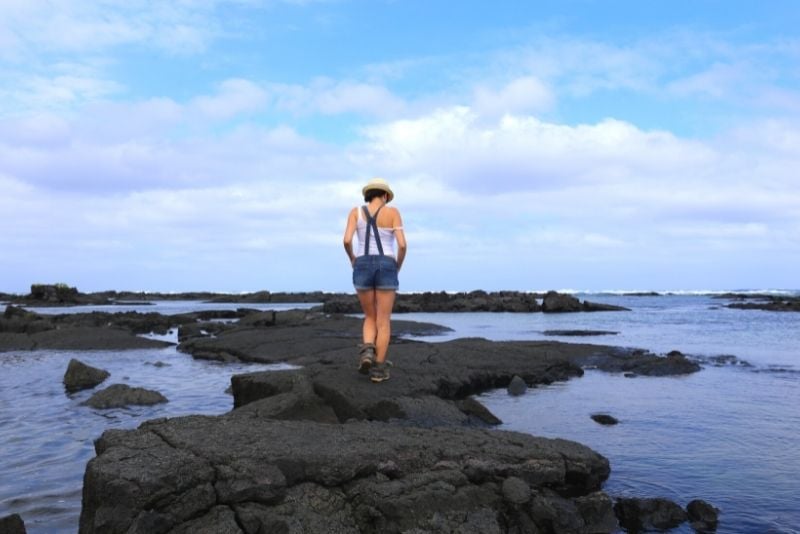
(343, 177, 407, 383)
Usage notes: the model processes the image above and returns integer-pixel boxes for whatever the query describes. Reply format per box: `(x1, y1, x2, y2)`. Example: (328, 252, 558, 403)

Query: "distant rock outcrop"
(323, 290, 630, 314)
(541, 291, 630, 313)
(323, 290, 544, 313)
(29, 283, 81, 304)
(726, 295, 800, 312)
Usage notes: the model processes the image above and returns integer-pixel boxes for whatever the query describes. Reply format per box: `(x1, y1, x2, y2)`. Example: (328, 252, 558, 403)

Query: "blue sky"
(1, 0, 799, 293)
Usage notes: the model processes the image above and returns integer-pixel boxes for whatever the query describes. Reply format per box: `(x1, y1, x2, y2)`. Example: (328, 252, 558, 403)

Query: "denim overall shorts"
(352, 205, 399, 291)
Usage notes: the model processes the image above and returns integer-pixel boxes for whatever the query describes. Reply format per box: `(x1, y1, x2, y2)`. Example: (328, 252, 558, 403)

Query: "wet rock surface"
(49, 306, 708, 532)
(174, 312, 702, 431)
(81, 416, 612, 534)
(0, 305, 178, 351)
(82, 384, 168, 409)
(0, 305, 266, 351)
(63, 358, 110, 393)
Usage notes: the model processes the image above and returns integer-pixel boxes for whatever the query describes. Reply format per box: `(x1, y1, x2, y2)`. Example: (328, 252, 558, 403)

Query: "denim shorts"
(353, 255, 399, 291)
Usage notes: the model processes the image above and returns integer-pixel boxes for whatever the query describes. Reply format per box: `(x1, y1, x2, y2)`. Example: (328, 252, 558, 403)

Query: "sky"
(1, 0, 799, 294)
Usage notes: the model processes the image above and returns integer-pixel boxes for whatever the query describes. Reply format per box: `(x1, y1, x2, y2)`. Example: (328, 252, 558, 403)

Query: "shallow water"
(480, 369, 800, 533)
(2, 295, 799, 532)
(0, 303, 307, 533)
(403, 294, 800, 533)
(401, 294, 800, 368)
(20, 300, 318, 316)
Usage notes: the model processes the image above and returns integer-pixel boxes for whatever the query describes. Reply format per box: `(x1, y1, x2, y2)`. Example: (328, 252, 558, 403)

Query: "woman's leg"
(356, 289, 377, 344)
(374, 290, 396, 363)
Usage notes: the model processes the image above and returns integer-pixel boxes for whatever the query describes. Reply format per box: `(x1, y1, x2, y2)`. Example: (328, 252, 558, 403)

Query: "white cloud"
(667, 62, 746, 99)
(0, 1, 215, 57)
(0, 0, 339, 61)
(268, 78, 407, 117)
(2, 103, 800, 291)
(0, 69, 123, 114)
(0, 109, 353, 193)
(359, 106, 716, 193)
(315, 81, 405, 116)
(480, 32, 800, 121)
(509, 37, 661, 96)
(472, 76, 554, 118)
(191, 79, 269, 119)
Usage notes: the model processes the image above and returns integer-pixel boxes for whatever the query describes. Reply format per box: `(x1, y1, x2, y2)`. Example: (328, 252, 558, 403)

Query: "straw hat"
(362, 177, 394, 203)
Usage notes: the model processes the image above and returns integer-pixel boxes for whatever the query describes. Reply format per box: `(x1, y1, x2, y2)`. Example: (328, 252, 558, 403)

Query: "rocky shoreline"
(2, 284, 630, 313)
(720, 294, 800, 312)
(1, 300, 714, 532)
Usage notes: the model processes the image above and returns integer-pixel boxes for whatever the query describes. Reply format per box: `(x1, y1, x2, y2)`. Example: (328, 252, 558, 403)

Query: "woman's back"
(355, 204, 400, 257)
(362, 204, 399, 228)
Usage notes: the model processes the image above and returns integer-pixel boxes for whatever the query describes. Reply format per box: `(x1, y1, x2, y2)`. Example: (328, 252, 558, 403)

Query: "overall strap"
(362, 205, 385, 256)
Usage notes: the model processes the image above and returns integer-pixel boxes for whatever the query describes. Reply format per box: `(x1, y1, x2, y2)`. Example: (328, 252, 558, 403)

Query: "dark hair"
(364, 189, 388, 202)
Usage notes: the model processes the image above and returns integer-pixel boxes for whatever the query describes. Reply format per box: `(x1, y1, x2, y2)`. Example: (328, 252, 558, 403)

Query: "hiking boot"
(358, 343, 376, 374)
(369, 362, 390, 383)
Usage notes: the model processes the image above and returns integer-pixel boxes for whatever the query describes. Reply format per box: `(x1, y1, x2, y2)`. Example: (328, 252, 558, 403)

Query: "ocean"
(1, 293, 798, 533)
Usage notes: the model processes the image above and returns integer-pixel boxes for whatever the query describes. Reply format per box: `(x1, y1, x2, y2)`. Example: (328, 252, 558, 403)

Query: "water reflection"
(0, 346, 296, 533)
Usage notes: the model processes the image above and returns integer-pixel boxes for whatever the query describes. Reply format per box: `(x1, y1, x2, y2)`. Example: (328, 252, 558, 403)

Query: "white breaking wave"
(530, 288, 800, 296)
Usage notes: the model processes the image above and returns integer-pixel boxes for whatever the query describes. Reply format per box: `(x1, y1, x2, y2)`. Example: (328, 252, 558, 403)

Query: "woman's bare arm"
(393, 208, 407, 270)
(342, 208, 358, 266)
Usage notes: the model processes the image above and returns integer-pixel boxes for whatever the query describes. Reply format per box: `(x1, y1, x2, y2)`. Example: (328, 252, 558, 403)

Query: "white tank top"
(356, 205, 397, 258)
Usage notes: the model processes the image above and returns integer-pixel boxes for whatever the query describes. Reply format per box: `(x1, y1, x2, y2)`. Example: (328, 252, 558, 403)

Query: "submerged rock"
(591, 414, 619, 426)
(575, 492, 619, 531)
(704, 354, 752, 367)
(687, 499, 720, 531)
(64, 359, 110, 393)
(583, 348, 701, 377)
(82, 384, 168, 409)
(507, 375, 527, 396)
(614, 497, 688, 531)
(543, 329, 619, 336)
(0, 513, 26, 534)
